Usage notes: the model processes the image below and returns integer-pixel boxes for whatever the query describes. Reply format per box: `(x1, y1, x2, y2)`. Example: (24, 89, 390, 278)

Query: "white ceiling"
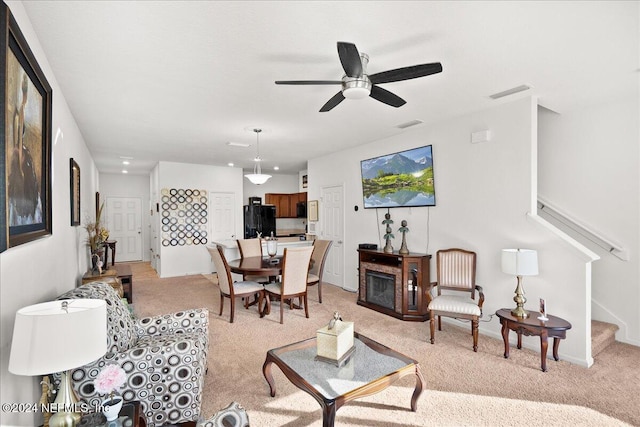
(20, 1, 637, 175)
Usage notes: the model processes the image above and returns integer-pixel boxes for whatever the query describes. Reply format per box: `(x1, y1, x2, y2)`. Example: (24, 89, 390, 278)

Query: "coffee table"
(262, 332, 425, 427)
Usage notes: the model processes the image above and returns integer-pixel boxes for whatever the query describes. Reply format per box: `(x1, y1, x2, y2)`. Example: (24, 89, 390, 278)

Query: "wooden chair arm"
(475, 285, 485, 311)
(426, 282, 438, 305)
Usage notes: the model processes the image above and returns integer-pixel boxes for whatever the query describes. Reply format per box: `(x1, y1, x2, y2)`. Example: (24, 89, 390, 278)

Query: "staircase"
(591, 320, 619, 357)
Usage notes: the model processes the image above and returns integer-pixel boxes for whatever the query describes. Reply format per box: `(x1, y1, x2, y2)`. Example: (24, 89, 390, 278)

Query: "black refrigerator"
(243, 204, 276, 238)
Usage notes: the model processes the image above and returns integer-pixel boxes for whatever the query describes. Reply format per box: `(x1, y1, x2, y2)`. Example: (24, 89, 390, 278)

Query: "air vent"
(490, 84, 531, 100)
(396, 119, 424, 129)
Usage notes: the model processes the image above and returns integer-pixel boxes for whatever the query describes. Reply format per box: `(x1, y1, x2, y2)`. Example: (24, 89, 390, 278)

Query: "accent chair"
(428, 248, 485, 352)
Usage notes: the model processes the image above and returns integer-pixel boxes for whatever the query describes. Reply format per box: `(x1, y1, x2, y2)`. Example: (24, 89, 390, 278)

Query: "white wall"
(308, 97, 595, 366)
(0, 2, 99, 425)
(156, 162, 244, 278)
(538, 97, 640, 345)
(98, 173, 152, 262)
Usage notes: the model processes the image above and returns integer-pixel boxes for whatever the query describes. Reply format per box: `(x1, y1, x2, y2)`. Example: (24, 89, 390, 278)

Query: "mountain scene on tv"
(361, 146, 435, 208)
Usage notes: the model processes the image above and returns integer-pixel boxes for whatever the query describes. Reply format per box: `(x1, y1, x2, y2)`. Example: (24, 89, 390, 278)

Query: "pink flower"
(94, 364, 127, 398)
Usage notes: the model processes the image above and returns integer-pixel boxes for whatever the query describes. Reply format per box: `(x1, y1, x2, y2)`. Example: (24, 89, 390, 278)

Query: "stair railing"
(537, 197, 628, 261)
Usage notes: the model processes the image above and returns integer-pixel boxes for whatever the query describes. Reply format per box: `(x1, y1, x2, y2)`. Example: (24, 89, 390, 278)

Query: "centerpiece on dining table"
(266, 232, 278, 261)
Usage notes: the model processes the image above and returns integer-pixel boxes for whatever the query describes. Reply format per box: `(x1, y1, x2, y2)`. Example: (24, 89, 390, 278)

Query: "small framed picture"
(308, 200, 318, 222)
(538, 298, 548, 321)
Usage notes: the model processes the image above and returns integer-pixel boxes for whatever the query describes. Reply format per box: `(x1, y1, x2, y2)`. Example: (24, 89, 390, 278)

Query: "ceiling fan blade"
(370, 85, 406, 108)
(319, 91, 345, 112)
(337, 42, 362, 77)
(275, 80, 342, 85)
(369, 62, 443, 84)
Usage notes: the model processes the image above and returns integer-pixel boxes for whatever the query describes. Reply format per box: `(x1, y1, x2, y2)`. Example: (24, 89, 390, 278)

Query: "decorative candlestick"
(398, 220, 409, 254)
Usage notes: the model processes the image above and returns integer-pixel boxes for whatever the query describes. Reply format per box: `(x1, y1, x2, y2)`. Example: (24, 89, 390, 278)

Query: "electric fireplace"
(365, 270, 396, 310)
(357, 249, 432, 322)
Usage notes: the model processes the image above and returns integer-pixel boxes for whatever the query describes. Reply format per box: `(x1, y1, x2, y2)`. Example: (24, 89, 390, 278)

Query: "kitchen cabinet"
(265, 192, 307, 218)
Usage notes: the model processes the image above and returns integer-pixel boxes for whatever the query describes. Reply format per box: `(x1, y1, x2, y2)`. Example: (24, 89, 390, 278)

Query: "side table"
(114, 263, 134, 303)
(102, 240, 117, 266)
(79, 400, 146, 427)
(496, 308, 572, 372)
(82, 268, 124, 298)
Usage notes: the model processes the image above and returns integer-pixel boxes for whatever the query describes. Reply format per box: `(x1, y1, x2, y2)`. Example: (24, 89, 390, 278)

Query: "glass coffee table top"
(277, 336, 407, 399)
(263, 332, 424, 427)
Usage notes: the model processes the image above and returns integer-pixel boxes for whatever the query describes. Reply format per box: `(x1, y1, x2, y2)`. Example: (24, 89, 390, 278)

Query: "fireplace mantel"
(357, 249, 431, 321)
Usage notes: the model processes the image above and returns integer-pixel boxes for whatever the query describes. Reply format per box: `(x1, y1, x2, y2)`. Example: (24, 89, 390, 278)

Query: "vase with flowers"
(94, 364, 127, 421)
(85, 203, 110, 274)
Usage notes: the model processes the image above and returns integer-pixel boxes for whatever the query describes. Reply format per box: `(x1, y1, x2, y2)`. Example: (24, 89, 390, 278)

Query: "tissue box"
(316, 320, 354, 366)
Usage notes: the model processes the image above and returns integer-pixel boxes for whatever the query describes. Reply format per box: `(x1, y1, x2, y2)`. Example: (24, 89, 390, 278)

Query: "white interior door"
(321, 185, 345, 289)
(209, 192, 236, 241)
(106, 197, 142, 262)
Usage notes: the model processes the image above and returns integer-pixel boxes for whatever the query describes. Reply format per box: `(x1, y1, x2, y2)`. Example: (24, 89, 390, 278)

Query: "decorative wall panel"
(160, 188, 208, 246)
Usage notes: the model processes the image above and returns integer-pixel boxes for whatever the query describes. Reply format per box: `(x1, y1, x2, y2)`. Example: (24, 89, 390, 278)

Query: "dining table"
(227, 255, 283, 279)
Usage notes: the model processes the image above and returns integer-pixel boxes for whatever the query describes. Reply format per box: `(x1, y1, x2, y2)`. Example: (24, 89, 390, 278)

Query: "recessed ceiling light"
(228, 162, 234, 167)
(489, 84, 532, 100)
(274, 166, 279, 171)
(226, 142, 251, 148)
(122, 160, 130, 165)
(122, 170, 128, 174)
(119, 156, 133, 160)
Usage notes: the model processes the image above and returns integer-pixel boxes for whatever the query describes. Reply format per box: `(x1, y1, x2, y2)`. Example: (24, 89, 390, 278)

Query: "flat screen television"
(360, 145, 436, 209)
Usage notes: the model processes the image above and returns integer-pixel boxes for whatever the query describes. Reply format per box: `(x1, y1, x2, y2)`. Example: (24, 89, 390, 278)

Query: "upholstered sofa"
(57, 281, 209, 426)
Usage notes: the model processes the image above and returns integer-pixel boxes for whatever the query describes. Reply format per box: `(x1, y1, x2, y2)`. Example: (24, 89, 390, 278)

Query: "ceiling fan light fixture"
(342, 77, 371, 99)
(244, 128, 272, 185)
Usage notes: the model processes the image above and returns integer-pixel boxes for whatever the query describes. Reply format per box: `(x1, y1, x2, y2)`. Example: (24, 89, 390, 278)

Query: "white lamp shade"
(9, 299, 107, 376)
(244, 173, 271, 185)
(501, 248, 538, 276)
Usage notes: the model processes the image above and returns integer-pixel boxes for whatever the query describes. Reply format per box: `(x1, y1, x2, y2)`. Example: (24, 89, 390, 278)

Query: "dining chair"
(427, 248, 485, 352)
(263, 246, 314, 324)
(306, 239, 333, 303)
(207, 245, 265, 323)
(236, 238, 269, 283)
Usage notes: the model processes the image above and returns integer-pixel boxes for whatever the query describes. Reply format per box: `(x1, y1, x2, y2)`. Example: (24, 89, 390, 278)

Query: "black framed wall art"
(1, 3, 53, 251)
(70, 158, 80, 226)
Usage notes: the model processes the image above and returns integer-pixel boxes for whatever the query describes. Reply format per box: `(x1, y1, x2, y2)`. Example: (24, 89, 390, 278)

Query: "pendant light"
(244, 128, 272, 185)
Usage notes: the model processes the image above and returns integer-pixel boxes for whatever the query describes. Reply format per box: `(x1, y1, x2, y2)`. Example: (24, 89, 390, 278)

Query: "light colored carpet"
(129, 264, 638, 426)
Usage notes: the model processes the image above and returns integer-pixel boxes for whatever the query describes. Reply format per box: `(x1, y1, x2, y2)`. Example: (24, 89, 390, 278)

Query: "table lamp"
(9, 299, 107, 427)
(501, 248, 538, 318)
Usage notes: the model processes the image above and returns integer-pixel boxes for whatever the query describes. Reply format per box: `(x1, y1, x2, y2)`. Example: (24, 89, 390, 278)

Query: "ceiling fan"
(275, 41, 443, 112)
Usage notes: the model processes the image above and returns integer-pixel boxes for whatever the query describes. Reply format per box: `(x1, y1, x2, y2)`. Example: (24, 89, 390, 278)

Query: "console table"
(357, 249, 431, 321)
